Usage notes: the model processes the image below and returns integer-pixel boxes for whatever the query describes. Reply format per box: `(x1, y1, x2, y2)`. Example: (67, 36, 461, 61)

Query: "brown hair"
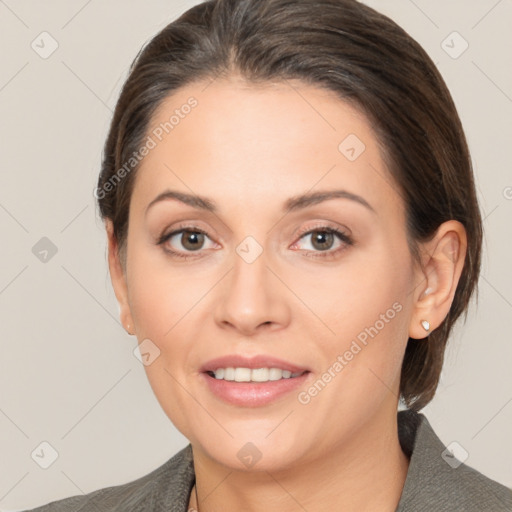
(96, 0, 482, 411)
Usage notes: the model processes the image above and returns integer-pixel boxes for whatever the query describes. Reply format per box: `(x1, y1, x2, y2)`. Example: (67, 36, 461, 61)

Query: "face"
(113, 77, 425, 471)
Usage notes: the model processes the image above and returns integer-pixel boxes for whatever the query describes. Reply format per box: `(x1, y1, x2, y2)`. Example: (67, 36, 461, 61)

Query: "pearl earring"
(420, 320, 430, 332)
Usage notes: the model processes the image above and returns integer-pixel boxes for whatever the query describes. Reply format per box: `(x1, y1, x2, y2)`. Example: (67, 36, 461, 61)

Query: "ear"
(105, 219, 134, 335)
(409, 220, 467, 340)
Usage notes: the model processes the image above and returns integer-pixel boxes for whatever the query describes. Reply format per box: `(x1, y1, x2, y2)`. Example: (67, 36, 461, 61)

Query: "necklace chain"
(189, 483, 200, 512)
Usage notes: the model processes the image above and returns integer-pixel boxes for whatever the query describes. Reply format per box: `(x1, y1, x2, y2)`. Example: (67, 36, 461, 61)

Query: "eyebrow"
(145, 189, 376, 216)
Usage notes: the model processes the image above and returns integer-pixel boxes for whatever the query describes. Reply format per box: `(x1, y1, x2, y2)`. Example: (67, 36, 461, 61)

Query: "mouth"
(205, 367, 307, 382)
(199, 355, 311, 407)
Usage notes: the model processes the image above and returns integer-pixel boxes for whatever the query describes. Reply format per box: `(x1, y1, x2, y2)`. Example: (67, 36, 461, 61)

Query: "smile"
(207, 367, 305, 382)
(201, 369, 311, 407)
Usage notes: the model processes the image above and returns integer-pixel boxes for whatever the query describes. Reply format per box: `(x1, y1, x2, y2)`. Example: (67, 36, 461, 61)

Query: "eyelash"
(156, 223, 354, 261)
(293, 224, 354, 259)
(156, 223, 211, 261)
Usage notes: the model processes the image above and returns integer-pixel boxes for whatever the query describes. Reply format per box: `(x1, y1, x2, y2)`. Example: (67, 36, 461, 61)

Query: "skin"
(106, 75, 467, 512)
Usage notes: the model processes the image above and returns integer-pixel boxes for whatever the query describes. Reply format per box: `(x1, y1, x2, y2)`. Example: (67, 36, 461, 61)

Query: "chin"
(196, 436, 303, 473)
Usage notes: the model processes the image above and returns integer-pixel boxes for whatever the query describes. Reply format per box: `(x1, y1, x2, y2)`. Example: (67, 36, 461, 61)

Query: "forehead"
(131, 77, 403, 220)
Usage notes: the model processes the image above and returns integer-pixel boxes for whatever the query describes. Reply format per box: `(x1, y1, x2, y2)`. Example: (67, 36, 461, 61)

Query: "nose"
(213, 245, 291, 336)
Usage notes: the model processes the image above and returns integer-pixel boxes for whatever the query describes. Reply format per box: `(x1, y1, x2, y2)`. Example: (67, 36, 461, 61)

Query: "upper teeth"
(212, 367, 303, 382)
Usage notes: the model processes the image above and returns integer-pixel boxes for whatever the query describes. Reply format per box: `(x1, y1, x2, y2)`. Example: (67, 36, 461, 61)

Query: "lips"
(198, 354, 312, 407)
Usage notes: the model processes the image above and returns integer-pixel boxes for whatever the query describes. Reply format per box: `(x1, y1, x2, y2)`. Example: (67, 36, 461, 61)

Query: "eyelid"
(289, 222, 353, 257)
(292, 220, 351, 240)
(156, 220, 353, 260)
(156, 223, 211, 246)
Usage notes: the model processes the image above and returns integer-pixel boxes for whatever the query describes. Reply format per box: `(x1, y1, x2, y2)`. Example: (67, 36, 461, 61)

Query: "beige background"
(0, 0, 511, 509)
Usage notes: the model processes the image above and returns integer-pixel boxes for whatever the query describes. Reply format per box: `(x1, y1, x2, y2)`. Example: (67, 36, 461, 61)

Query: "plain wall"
(0, 0, 511, 509)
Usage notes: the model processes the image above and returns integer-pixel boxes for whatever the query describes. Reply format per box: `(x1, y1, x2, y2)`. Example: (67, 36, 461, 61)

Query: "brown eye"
(179, 230, 206, 251)
(309, 230, 335, 251)
(157, 226, 217, 260)
(291, 225, 354, 260)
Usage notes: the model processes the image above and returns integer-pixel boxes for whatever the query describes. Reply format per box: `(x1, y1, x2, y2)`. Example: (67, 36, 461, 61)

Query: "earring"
(420, 320, 430, 332)
(126, 323, 133, 335)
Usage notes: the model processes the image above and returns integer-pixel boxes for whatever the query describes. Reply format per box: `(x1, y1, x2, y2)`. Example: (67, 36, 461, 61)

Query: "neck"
(189, 409, 410, 512)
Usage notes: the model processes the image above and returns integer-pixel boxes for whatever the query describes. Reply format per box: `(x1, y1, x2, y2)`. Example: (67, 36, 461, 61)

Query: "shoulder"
(397, 410, 512, 512)
(19, 444, 195, 512)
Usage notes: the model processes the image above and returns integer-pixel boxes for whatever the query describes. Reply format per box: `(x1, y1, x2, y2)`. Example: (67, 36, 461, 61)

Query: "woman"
(25, 0, 512, 510)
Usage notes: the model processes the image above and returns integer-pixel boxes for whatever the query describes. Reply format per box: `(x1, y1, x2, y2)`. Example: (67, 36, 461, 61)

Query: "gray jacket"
(21, 410, 512, 511)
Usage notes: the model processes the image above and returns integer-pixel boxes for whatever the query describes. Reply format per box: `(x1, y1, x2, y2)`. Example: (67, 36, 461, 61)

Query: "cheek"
(127, 246, 206, 339)
(126, 247, 207, 400)
(138, 356, 197, 442)
(126, 260, 200, 436)
(314, 245, 413, 384)
(296, 250, 409, 338)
